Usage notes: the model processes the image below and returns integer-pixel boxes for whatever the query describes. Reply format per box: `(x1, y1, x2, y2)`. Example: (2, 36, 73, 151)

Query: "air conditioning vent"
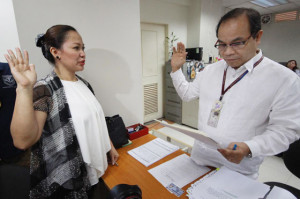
(275, 10, 297, 22)
(144, 83, 158, 116)
(261, 14, 271, 24)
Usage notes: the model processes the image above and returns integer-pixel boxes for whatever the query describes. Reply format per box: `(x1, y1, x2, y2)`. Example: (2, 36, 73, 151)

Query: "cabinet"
(181, 62, 199, 129)
(182, 100, 199, 129)
(164, 61, 182, 124)
(164, 61, 200, 128)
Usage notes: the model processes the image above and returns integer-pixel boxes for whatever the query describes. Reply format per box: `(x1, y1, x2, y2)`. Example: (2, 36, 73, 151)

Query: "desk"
(102, 134, 212, 199)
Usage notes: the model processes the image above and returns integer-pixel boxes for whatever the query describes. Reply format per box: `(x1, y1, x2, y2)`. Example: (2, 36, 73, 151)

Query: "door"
(141, 23, 167, 122)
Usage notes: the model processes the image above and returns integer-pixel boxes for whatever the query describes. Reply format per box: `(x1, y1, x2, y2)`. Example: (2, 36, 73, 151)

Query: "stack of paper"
(155, 119, 221, 149)
(186, 167, 297, 199)
(148, 154, 211, 188)
(128, 138, 179, 167)
(266, 186, 297, 199)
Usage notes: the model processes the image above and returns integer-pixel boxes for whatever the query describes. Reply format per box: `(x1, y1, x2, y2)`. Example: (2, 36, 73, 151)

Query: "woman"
(286, 60, 298, 72)
(5, 25, 119, 198)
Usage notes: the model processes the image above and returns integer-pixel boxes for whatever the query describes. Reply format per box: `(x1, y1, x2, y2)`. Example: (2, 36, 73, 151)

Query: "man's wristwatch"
(247, 151, 252, 158)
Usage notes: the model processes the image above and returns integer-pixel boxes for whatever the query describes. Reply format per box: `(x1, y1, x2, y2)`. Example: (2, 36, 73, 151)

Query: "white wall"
(140, 0, 190, 48)
(198, 0, 224, 63)
(0, 0, 20, 62)
(187, 0, 224, 62)
(260, 20, 300, 65)
(12, 0, 144, 126)
(187, 0, 201, 48)
(140, 0, 224, 63)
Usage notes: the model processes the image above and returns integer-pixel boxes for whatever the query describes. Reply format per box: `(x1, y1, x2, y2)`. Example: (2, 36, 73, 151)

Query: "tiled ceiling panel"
(222, 0, 300, 14)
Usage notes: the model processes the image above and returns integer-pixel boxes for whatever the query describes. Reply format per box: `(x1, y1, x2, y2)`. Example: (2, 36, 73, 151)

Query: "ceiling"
(222, 0, 300, 14)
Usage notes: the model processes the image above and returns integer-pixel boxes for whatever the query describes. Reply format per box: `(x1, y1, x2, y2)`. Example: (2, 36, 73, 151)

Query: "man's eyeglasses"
(214, 35, 252, 51)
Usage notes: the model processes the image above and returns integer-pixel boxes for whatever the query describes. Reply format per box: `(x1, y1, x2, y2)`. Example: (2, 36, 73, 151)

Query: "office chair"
(265, 140, 300, 198)
(0, 164, 30, 199)
(278, 62, 288, 67)
(283, 140, 300, 178)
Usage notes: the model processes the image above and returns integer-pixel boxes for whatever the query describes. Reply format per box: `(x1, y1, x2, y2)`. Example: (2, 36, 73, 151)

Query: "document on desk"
(128, 138, 180, 167)
(186, 166, 270, 199)
(148, 154, 211, 188)
(155, 119, 221, 149)
(266, 186, 297, 199)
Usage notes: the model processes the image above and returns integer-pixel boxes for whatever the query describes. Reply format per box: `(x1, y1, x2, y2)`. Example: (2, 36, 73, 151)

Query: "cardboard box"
(127, 123, 149, 140)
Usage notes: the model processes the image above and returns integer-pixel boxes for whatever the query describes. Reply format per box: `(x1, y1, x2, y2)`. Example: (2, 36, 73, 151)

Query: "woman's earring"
(56, 56, 61, 60)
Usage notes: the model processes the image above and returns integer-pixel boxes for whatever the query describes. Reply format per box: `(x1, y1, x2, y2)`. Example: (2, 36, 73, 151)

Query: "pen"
(233, 144, 237, 150)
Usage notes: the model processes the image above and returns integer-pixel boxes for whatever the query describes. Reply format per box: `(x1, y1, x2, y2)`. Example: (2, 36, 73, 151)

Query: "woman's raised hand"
(4, 48, 37, 89)
(171, 42, 188, 72)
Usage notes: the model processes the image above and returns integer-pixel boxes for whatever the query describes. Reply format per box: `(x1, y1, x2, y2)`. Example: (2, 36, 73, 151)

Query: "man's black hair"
(216, 8, 261, 38)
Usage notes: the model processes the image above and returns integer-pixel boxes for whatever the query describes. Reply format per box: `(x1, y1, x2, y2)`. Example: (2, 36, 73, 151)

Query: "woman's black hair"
(35, 25, 77, 64)
(216, 8, 261, 38)
(287, 60, 298, 72)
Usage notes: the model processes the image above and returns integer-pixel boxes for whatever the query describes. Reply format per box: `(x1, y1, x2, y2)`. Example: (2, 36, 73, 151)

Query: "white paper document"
(266, 186, 297, 199)
(155, 119, 221, 149)
(128, 138, 179, 167)
(187, 167, 270, 199)
(148, 154, 211, 188)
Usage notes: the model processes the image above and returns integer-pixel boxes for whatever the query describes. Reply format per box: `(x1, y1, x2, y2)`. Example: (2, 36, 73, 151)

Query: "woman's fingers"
(4, 54, 14, 68)
(16, 48, 24, 65)
(7, 49, 17, 65)
(24, 50, 29, 67)
(5, 48, 29, 71)
(29, 64, 35, 72)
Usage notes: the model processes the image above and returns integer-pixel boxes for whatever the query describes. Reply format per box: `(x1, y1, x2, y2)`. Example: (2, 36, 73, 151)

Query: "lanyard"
(219, 56, 264, 101)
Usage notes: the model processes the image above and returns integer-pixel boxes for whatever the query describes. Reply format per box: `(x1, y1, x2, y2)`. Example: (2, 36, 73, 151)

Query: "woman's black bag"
(105, 115, 129, 148)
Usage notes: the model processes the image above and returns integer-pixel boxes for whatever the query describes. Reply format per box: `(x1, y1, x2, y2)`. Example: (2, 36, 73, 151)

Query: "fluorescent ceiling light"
(275, 0, 288, 4)
(251, 0, 288, 8)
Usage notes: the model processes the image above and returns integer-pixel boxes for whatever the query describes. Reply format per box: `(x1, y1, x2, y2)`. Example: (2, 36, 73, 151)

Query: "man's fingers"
(218, 148, 236, 162)
(178, 42, 186, 52)
(182, 43, 186, 52)
(172, 42, 187, 55)
(173, 46, 177, 53)
(177, 42, 185, 53)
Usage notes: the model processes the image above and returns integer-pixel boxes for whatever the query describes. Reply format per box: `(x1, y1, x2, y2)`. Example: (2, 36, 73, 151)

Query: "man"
(0, 62, 29, 166)
(170, 8, 300, 179)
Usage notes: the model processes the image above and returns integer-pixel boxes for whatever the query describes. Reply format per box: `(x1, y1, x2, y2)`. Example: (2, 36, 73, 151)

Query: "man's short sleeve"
(33, 84, 52, 113)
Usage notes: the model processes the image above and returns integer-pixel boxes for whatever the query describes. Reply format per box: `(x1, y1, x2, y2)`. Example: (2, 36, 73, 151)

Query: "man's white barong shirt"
(170, 50, 300, 178)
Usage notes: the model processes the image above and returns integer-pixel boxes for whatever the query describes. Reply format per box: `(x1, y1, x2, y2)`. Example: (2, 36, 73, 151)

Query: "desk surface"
(102, 134, 212, 199)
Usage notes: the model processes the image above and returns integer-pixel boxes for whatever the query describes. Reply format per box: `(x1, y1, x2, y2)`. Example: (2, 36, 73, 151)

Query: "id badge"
(207, 100, 223, 128)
